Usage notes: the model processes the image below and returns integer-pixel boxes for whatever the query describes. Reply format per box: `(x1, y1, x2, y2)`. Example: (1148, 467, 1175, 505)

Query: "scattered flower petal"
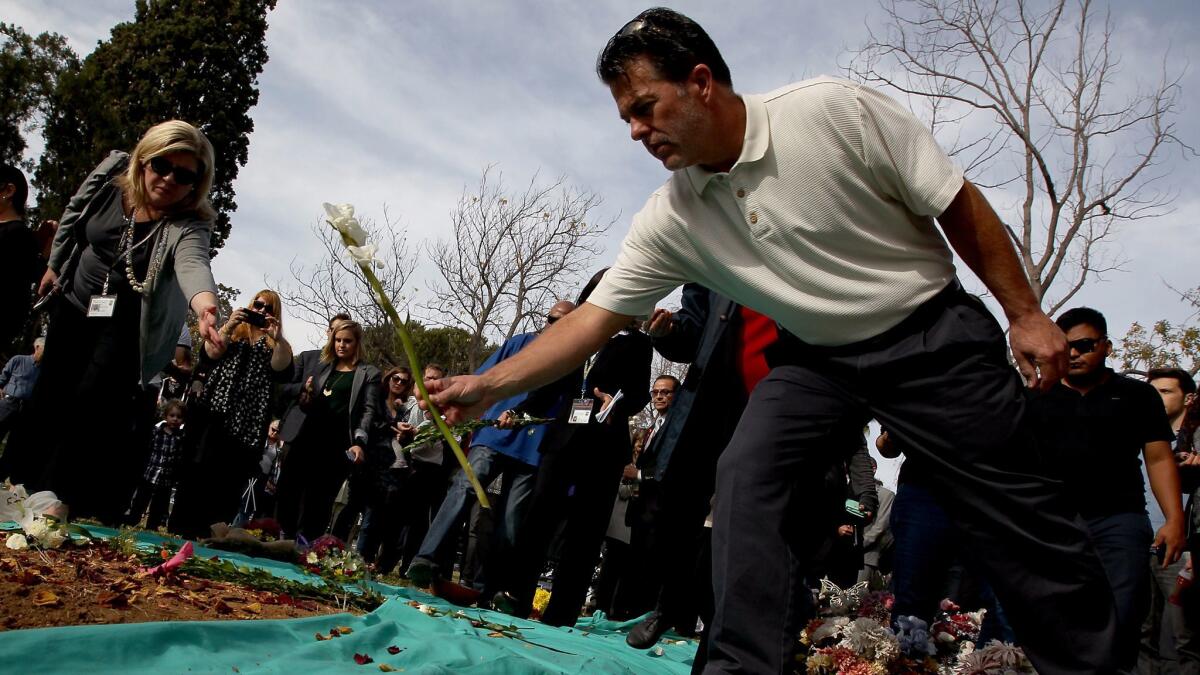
(6, 533, 28, 550)
(353, 652, 373, 665)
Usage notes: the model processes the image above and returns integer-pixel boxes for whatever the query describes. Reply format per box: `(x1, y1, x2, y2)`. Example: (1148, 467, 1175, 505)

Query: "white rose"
(24, 518, 49, 540)
(6, 533, 28, 550)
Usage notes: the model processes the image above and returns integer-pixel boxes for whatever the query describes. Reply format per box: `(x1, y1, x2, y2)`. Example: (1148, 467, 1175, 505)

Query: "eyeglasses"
(650, 388, 675, 397)
(390, 375, 411, 385)
(148, 156, 200, 186)
(1067, 337, 1103, 355)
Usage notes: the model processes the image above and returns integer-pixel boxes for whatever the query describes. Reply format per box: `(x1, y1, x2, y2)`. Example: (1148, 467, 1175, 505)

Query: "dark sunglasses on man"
(148, 156, 200, 186)
(1067, 337, 1103, 354)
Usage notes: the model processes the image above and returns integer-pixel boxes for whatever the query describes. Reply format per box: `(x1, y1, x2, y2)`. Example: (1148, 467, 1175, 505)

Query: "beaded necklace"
(116, 207, 168, 296)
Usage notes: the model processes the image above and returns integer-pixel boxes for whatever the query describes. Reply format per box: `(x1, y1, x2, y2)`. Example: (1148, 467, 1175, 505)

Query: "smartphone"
(242, 309, 267, 327)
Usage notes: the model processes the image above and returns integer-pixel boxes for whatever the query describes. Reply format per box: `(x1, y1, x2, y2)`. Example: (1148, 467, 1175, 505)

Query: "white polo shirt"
(588, 77, 964, 346)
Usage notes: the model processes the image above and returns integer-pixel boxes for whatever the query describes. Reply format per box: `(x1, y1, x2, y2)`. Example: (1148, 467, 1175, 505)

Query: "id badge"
(87, 294, 117, 318)
(568, 398, 594, 424)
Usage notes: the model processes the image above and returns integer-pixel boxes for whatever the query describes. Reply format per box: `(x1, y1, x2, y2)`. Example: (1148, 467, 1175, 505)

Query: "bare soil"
(0, 532, 350, 631)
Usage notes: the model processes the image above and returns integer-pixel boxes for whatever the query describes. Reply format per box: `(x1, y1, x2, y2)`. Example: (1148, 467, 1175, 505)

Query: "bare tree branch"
(419, 166, 614, 371)
(846, 0, 1186, 311)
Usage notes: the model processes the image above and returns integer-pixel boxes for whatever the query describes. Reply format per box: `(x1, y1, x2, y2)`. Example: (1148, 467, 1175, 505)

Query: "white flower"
(346, 244, 384, 268)
(306, 551, 319, 565)
(417, 603, 434, 615)
(322, 202, 368, 246)
(810, 616, 849, 642)
(5, 533, 28, 550)
(24, 518, 49, 541)
(41, 528, 67, 549)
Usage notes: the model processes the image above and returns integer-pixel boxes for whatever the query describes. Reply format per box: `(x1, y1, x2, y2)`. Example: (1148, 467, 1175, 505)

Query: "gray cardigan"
(48, 150, 220, 385)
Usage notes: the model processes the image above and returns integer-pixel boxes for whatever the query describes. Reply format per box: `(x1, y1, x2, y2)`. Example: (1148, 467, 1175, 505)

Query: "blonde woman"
(168, 289, 294, 537)
(274, 319, 381, 540)
(19, 120, 222, 523)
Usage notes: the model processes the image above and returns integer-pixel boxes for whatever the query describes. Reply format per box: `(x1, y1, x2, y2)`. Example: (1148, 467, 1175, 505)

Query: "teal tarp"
(0, 525, 698, 674)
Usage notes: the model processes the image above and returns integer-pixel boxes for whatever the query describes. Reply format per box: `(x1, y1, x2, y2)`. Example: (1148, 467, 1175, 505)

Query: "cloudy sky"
(7, 1, 1200, 483)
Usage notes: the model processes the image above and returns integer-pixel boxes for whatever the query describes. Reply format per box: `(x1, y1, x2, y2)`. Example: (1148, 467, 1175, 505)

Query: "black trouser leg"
(125, 480, 154, 526)
(541, 442, 624, 627)
(145, 484, 172, 531)
(502, 445, 574, 617)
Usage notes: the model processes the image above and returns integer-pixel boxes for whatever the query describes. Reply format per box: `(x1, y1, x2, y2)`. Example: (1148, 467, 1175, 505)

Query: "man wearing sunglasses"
(1032, 307, 1184, 670)
(426, 8, 1120, 672)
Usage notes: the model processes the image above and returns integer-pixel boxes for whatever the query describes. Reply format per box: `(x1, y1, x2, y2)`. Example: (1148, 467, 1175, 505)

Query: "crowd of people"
(1, 6, 1199, 675)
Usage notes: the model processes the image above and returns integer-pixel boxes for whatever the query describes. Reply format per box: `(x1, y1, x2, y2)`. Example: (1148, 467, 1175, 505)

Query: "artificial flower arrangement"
(797, 580, 1037, 675)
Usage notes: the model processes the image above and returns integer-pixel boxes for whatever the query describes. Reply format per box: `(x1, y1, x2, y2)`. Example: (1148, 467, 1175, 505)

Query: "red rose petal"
(386, 646, 401, 655)
(353, 653, 373, 665)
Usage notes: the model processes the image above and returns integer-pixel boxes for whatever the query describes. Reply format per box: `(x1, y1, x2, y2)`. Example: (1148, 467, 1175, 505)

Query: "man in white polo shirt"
(426, 8, 1119, 674)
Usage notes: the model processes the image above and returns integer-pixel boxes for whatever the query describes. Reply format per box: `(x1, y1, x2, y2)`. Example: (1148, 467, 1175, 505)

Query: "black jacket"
(280, 355, 381, 448)
(0, 220, 40, 349)
(528, 328, 652, 457)
(640, 283, 745, 481)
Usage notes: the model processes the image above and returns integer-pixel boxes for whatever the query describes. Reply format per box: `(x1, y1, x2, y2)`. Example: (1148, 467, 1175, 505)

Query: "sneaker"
(626, 610, 669, 649)
(406, 558, 436, 588)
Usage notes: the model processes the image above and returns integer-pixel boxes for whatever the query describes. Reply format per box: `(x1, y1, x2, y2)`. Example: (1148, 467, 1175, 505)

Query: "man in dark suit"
(491, 269, 652, 627)
(625, 283, 773, 650)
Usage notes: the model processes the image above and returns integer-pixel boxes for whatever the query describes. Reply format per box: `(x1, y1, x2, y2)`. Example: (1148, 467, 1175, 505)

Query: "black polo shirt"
(1032, 368, 1174, 518)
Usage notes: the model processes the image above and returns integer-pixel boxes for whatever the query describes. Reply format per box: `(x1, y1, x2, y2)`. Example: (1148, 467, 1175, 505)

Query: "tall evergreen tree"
(35, 0, 277, 251)
(0, 23, 77, 170)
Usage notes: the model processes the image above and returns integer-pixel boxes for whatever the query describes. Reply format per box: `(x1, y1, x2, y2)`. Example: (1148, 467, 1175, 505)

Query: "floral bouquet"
(797, 583, 1037, 675)
(1, 480, 74, 550)
(300, 534, 367, 583)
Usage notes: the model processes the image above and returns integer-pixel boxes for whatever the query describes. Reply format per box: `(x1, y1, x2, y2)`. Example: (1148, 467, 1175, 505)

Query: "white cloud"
(5, 0, 1199, 355)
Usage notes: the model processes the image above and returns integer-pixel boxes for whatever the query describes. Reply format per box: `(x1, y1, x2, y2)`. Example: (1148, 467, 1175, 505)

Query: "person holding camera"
(168, 289, 293, 538)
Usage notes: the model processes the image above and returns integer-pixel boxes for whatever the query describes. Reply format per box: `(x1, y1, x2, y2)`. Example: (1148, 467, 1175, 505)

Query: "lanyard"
(580, 354, 597, 399)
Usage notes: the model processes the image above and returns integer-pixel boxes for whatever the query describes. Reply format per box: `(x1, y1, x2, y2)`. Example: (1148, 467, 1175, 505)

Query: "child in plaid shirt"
(125, 400, 187, 530)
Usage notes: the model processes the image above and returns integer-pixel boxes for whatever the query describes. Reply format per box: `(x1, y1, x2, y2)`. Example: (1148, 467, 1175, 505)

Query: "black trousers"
(502, 428, 626, 626)
(705, 284, 1119, 675)
(126, 479, 172, 531)
(273, 428, 353, 542)
(21, 297, 143, 522)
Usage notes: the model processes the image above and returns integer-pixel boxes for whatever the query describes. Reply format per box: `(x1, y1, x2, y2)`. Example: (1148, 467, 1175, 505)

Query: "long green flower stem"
(335, 229, 491, 509)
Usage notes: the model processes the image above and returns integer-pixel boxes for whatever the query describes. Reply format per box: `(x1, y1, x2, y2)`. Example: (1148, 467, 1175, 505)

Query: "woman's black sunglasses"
(148, 156, 200, 186)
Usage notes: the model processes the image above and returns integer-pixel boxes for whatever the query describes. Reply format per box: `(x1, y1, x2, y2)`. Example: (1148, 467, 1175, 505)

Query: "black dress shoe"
(626, 611, 669, 649)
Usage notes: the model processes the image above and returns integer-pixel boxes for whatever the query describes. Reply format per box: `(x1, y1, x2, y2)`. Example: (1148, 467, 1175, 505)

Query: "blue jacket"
(469, 332, 564, 467)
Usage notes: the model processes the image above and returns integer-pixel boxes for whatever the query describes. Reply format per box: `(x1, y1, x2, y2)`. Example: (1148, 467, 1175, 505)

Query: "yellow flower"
(532, 588, 551, 614)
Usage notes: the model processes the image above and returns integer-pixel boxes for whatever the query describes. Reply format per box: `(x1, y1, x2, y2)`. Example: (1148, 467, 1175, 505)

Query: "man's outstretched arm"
(425, 302, 632, 422)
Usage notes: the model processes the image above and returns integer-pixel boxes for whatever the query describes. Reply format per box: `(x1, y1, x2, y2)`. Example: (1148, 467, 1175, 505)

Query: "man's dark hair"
(597, 8, 732, 88)
(0, 163, 28, 216)
(654, 374, 680, 391)
(329, 312, 352, 328)
(1147, 367, 1197, 395)
(1055, 306, 1107, 336)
